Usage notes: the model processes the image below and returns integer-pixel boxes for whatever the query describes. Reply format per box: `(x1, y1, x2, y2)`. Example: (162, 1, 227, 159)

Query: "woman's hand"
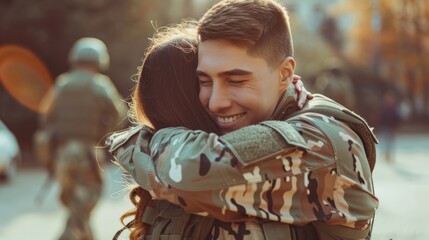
(292, 75, 313, 109)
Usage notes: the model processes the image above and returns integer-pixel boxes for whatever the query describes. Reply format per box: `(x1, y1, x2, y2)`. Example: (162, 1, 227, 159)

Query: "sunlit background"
(0, 0, 428, 239)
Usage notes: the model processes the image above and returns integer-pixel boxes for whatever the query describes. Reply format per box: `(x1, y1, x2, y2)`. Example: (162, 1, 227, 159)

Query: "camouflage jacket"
(108, 90, 379, 238)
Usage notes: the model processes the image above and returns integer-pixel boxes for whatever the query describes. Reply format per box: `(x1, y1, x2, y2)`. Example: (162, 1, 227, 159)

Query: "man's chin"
(220, 129, 232, 135)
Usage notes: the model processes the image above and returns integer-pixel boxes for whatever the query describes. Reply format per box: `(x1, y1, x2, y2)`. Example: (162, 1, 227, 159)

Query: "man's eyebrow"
(196, 70, 209, 77)
(219, 69, 252, 77)
(196, 69, 253, 78)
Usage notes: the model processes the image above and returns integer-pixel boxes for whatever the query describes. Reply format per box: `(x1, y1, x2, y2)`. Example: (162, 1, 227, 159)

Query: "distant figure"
(313, 59, 356, 111)
(379, 89, 401, 163)
(37, 37, 127, 240)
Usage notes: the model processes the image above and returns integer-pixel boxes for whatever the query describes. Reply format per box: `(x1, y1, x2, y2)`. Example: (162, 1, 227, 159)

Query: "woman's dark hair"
(131, 21, 219, 133)
(120, 21, 219, 240)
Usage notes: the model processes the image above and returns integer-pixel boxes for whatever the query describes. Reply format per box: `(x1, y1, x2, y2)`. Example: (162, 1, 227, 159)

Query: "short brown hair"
(198, 0, 293, 66)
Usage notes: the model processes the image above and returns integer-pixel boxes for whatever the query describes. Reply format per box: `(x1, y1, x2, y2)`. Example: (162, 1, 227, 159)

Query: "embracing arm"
(150, 122, 310, 191)
(127, 116, 378, 229)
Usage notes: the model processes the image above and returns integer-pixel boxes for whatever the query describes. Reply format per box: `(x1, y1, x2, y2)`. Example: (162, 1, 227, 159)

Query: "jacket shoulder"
(289, 94, 378, 171)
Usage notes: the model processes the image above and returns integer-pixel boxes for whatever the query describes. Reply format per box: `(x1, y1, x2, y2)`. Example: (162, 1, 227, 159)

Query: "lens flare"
(0, 45, 53, 113)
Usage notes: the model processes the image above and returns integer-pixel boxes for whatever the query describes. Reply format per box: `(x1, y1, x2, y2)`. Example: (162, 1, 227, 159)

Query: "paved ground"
(371, 133, 429, 240)
(0, 164, 133, 240)
(0, 133, 428, 240)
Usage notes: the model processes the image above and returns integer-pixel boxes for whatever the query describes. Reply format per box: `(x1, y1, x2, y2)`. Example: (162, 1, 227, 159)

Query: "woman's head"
(132, 21, 219, 133)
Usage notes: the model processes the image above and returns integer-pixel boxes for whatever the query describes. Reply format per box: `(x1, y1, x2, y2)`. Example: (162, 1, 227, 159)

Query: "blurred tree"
(330, 0, 429, 120)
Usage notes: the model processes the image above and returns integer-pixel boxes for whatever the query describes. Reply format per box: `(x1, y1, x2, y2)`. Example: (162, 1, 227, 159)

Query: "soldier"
(379, 89, 401, 162)
(109, 0, 378, 239)
(313, 59, 357, 111)
(38, 37, 127, 240)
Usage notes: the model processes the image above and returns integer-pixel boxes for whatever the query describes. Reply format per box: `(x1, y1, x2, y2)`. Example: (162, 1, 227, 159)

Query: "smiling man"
(110, 0, 379, 239)
(197, 39, 295, 134)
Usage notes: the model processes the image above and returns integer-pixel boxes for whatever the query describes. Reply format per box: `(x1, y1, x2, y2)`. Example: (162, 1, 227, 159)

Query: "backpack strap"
(287, 94, 378, 172)
(142, 200, 215, 240)
(312, 222, 370, 240)
(185, 214, 216, 240)
(261, 221, 319, 240)
(261, 221, 292, 240)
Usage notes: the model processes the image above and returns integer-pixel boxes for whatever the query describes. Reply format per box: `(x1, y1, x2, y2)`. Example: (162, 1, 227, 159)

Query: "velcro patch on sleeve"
(220, 121, 308, 167)
(260, 121, 309, 150)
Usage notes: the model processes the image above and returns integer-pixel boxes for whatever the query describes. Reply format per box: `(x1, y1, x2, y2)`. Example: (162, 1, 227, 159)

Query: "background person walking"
(36, 37, 127, 240)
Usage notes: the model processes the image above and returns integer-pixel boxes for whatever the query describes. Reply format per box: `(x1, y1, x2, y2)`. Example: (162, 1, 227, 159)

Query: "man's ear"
(279, 57, 295, 89)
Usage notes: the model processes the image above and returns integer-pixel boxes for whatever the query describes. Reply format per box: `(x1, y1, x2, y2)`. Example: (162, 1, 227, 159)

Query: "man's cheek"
(199, 90, 210, 106)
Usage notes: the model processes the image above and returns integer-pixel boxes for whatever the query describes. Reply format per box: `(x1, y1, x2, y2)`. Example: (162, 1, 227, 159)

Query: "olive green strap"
(186, 215, 215, 240)
(261, 221, 293, 240)
(312, 222, 370, 240)
(143, 201, 215, 240)
(261, 221, 320, 240)
(141, 206, 158, 225)
(143, 201, 189, 239)
(291, 224, 320, 240)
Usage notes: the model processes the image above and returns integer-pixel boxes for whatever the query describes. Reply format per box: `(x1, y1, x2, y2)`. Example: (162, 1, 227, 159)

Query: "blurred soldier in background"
(313, 59, 356, 111)
(379, 89, 401, 163)
(35, 37, 127, 240)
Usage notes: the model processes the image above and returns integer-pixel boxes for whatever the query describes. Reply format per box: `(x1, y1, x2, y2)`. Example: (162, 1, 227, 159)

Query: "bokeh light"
(0, 45, 53, 113)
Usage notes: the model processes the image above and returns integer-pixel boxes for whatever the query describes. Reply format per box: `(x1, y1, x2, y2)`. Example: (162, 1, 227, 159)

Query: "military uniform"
(43, 69, 127, 240)
(109, 88, 378, 239)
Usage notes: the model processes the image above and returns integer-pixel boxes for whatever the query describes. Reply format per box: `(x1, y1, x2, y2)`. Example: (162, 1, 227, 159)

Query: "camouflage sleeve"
(148, 115, 378, 230)
(108, 125, 186, 205)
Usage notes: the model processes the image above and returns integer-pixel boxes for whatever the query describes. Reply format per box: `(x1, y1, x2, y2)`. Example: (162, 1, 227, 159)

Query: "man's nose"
(208, 84, 232, 113)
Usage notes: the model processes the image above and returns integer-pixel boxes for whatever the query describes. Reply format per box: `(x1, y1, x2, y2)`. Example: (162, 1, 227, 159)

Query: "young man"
(110, 0, 378, 239)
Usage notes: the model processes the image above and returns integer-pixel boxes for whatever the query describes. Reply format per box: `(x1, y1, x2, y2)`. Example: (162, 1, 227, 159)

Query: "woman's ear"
(279, 57, 295, 89)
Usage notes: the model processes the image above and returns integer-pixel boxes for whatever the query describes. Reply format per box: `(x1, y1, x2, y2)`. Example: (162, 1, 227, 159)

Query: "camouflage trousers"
(55, 140, 102, 240)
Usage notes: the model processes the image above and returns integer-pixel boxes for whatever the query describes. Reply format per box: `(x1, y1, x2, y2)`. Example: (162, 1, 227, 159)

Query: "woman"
(111, 21, 312, 239)
(115, 21, 218, 239)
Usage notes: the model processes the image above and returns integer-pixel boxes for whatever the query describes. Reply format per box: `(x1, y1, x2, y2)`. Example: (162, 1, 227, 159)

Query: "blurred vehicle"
(0, 120, 20, 182)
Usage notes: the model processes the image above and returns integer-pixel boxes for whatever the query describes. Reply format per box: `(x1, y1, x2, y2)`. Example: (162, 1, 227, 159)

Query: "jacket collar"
(270, 85, 300, 120)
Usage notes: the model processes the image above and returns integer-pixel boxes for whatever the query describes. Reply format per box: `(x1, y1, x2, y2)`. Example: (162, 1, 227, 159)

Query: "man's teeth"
(218, 114, 244, 124)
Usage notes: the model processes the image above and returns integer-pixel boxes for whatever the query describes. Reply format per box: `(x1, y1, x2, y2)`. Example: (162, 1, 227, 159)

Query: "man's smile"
(217, 113, 246, 124)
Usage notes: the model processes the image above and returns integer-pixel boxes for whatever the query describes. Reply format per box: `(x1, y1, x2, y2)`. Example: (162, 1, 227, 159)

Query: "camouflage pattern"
(41, 69, 127, 240)
(108, 92, 378, 239)
(55, 140, 101, 240)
